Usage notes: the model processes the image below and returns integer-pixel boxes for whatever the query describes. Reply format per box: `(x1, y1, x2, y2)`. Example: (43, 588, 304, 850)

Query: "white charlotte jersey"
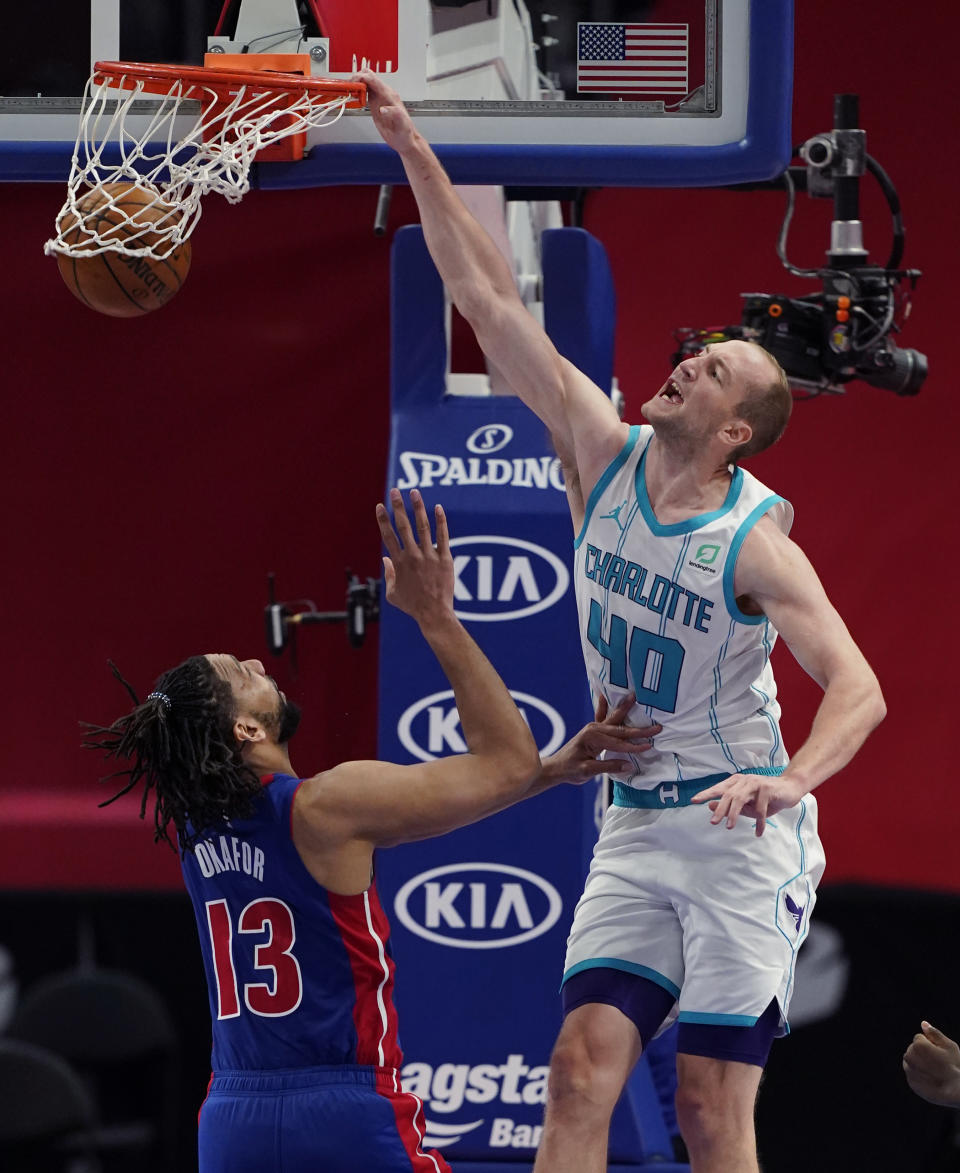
(574, 424, 793, 790)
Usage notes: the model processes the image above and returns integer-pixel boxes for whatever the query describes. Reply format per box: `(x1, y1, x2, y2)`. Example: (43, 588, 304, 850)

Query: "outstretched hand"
(903, 1021, 960, 1107)
(376, 488, 454, 625)
(539, 693, 661, 787)
(356, 69, 418, 153)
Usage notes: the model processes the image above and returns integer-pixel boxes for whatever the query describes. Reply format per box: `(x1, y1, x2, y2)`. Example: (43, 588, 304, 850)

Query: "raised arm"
(294, 489, 538, 857)
(361, 71, 628, 498)
(693, 518, 886, 834)
(296, 495, 658, 892)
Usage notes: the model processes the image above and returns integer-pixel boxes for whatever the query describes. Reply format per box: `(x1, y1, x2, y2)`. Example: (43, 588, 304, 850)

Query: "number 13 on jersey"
(206, 898, 303, 1018)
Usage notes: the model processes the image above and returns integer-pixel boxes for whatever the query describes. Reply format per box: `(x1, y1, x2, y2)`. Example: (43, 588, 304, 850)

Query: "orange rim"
(92, 61, 366, 108)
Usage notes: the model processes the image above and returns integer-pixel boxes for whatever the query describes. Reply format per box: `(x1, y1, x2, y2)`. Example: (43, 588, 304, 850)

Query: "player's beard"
(647, 411, 702, 459)
(276, 698, 302, 745)
(644, 397, 719, 460)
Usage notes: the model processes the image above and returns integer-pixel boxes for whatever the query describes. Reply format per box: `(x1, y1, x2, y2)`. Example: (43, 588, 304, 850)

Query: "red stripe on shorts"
(384, 1086, 451, 1173)
(197, 1070, 215, 1125)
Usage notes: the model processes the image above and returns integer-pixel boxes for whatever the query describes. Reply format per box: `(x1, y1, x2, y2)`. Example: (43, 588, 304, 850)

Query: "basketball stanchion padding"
(44, 58, 366, 315)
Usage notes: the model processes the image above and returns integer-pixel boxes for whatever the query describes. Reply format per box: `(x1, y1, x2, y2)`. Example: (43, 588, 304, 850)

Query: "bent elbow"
(521, 743, 542, 784)
(492, 743, 541, 800)
(870, 686, 887, 730)
(505, 746, 542, 790)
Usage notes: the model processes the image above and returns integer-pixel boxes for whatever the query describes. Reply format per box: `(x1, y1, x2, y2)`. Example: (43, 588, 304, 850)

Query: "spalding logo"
(466, 424, 514, 454)
(394, 862, 563, 949)
(449, 535, 570, 622)
(397, 689, 566, 761)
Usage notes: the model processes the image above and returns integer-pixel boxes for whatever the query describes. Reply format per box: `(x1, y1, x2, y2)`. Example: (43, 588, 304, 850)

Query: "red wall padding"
(0, 0, 954, 891)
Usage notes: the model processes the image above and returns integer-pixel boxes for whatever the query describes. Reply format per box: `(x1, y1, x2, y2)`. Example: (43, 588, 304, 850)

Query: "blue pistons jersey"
(182, 774, 451, 1172)
(575, 424, 794, 790)
(180, 773, 402, 1072)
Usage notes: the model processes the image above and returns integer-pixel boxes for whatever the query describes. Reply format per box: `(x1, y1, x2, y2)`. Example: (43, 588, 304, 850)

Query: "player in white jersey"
(564, 421, 825, 1075)
(364, 72, 886, 1173)
(576, 421, 794, 784)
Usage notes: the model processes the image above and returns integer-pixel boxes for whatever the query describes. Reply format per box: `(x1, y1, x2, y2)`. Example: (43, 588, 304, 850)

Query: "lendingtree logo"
(694, 543, 721, 565)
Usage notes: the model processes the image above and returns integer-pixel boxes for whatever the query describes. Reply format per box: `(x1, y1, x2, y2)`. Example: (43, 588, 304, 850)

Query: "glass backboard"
(0, 0, 793, 187)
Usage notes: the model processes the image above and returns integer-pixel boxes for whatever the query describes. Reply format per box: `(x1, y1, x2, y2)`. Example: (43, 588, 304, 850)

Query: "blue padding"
(0, 140, 223, 185)
(380, 222, 686, 1166)
(389, 226, 447, 411)
(0, 142, 78, 182)
(542, 229, 616, 395)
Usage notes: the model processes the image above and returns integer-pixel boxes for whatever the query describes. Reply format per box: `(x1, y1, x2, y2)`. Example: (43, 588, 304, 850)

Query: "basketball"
(54, 181, 192, 318)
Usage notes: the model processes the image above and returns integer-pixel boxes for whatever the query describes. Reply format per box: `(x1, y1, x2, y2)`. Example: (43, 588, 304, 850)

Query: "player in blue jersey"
(84, 489, 655, 1173)
(364, 73, 887, 1173)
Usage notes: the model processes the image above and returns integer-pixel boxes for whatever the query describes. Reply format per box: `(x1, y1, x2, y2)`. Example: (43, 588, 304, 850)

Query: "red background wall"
(0, 0, 955, 893)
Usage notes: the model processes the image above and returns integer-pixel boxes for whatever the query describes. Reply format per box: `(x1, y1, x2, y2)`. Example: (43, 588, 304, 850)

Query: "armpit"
(736, 593, 765, 617)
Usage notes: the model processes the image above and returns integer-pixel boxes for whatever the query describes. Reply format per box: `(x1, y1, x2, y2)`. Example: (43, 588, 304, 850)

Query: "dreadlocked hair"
(82, 657, 263, 854)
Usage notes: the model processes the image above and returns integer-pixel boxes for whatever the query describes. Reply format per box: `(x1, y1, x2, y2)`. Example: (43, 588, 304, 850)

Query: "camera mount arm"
(265, 570, 381, 660)
(673, 93, 926, 397)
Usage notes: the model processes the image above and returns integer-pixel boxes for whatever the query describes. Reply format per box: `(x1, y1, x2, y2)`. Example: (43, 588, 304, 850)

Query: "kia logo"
(397, 689, 566, 761)
(466, 425, 514, 454)
(449, 536, 570, 622)
(394, 862, 563, 948)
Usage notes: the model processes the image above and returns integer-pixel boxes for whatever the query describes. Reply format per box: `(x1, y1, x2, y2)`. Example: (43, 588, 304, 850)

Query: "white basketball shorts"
(562, 795, 826, 1035)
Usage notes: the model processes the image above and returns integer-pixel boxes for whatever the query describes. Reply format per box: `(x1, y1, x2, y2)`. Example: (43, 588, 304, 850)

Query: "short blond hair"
(730, 343, 792, 462)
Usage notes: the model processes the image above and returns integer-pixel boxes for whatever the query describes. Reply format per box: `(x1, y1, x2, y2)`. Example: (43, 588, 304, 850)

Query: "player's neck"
(645, 435, 733, 518)
(243, 741, 295, 778)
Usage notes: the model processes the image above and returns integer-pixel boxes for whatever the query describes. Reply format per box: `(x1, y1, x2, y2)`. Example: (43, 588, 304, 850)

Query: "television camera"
(673, 94, 926, 397)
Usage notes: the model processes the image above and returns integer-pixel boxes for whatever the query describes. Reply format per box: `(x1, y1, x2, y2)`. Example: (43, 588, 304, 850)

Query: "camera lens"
(860, 344, 927, 396)
(803, 135, 834, 168)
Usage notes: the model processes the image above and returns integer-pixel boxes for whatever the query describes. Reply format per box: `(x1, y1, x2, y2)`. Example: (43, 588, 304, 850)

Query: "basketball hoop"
(44, 59, 366, 261)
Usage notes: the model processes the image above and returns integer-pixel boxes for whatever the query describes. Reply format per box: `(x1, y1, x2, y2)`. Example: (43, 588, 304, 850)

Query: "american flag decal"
(577, 22, 690, 95)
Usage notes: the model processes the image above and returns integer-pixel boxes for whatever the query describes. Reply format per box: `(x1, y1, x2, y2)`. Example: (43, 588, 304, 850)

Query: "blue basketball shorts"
(198, 1065, 450, 1172)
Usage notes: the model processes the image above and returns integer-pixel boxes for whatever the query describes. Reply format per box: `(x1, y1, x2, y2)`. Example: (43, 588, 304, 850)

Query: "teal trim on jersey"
(561, 957, 681, 999)
(573, 425, 642, 550)
(678, 1011, 759, 1027)
(722, 494, 788, 624)
(635, 444, 745, 535)
(613, 776, 721, 808)
(612, 766, 785, 809)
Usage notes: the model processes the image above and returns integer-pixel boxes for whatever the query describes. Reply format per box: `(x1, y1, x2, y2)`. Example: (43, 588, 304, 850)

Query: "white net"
(44, 66, 354, 261)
